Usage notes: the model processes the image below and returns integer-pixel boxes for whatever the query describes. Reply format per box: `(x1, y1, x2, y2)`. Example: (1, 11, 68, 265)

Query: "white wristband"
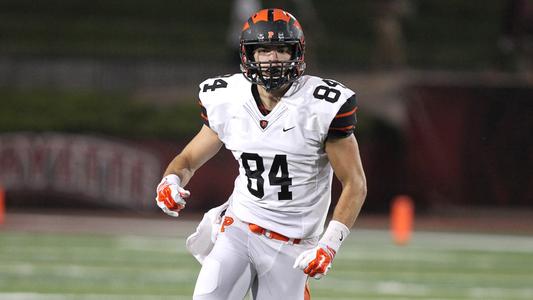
(162, 174, 181, 187)
(319, 220, 350, 253)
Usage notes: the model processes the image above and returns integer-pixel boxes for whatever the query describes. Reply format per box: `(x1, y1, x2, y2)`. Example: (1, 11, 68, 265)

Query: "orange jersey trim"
(329, 125, 354, 131)
(334, 107, 357, 119)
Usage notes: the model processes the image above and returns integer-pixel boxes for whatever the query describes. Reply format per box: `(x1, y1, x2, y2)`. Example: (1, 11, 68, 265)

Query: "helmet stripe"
(273, 9, 291, 23)
(242, 21, 250, 31)
(252, 9, 269, 23)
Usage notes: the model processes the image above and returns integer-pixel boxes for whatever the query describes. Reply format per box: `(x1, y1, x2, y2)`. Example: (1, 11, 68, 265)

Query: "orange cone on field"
(391, 195, 414, 245)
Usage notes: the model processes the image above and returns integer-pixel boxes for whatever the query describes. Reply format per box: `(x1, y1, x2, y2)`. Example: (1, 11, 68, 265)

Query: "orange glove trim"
(304, 247, 334, 277)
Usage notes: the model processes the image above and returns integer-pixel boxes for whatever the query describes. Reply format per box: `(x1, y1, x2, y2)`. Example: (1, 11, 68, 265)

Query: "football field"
(1, 223, 532, 300)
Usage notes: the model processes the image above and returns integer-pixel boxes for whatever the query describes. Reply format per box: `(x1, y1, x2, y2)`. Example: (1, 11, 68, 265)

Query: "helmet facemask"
(240, 42, 305, 91)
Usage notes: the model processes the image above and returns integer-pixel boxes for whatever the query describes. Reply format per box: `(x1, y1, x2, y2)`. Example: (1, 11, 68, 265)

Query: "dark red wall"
(406, 85, 532, 209)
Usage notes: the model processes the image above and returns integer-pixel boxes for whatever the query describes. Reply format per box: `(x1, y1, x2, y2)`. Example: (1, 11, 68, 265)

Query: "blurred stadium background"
(0, 0, 532, 299)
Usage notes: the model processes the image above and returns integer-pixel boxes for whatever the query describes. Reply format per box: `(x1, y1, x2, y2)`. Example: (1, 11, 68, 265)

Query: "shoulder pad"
(303, 76, 355, 99)
(198, 73, 250, 108)
(291, 75, 355, 107)
(199, 73, 246, 94)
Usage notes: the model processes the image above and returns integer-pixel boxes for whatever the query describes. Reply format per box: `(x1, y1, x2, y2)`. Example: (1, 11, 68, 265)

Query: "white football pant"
(193, 211, 316, 300)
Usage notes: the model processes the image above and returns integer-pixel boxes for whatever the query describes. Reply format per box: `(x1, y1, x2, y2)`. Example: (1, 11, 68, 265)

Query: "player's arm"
(326, 134, 367, 228)
(325, 93, 366, 228)
(156, 125, 223, 217)
(325, 94, 366, 228)
(164, 125, 223, 186)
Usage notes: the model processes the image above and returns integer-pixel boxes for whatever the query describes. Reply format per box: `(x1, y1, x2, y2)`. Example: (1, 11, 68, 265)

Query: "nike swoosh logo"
(339, 232, 344, 241)
(283, 126, 295, 132)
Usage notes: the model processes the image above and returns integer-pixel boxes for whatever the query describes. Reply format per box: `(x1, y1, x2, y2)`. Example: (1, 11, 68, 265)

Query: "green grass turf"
(1, 229, 532, 299)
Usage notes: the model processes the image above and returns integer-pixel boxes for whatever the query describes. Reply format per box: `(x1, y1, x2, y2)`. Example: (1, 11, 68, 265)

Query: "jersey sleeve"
(197, 73, 248, 137)
(327, 94, 357, 139)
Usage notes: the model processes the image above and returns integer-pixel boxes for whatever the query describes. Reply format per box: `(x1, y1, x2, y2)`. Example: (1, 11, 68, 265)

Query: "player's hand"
(293, 220, 350, 279)
(155, 174, 190, 217)
(293, 244, 336, 279)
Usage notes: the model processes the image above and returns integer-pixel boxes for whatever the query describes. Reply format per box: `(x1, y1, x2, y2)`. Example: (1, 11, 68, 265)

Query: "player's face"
(253, 45, 292, 85)
(253, 45, 292, 63)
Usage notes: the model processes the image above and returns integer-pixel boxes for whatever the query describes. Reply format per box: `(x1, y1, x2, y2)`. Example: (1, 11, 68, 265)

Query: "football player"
(156, 8, 367, 300)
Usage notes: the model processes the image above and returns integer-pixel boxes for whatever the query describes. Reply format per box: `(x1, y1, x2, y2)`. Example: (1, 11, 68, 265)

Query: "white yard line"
(0, 293, 190, 300)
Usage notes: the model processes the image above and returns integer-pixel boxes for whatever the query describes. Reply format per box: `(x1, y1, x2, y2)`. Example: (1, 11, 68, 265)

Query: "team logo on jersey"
(260, 120, 268, 129)
(220, 216, 234, 232)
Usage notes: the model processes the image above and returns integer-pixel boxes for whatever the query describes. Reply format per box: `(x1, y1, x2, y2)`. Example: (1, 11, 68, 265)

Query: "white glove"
(293, 220, 350, 279)
(155, 174, 190, 217)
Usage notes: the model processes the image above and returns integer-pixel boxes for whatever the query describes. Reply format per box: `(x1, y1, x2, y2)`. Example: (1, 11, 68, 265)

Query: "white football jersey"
(198, 74, 356, 239)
